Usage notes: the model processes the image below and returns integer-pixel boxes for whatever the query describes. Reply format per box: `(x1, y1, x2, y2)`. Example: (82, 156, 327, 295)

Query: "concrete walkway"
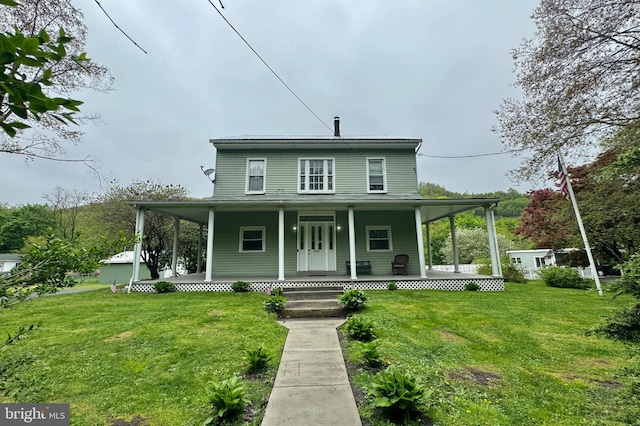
(261, 318, 362, 426)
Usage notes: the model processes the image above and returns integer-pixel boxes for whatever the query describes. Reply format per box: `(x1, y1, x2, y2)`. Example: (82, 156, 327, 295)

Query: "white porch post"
(171, 217, 180, 277)
(425, 221, 433, 270)
(132, 208, 145, 282)
(490, 207, 502, 276)
(205, 208, 215, 282)
(196, 224, 203, 274)
(278, 208, 285, 281)
(414, 207, 428, 278)
(449, 215, 460, 273)
(485, 206, 501, 276)
(348, 207, 357, 280)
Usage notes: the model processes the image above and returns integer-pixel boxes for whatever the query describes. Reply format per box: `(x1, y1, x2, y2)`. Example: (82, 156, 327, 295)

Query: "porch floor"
(132, 269, 505, 292)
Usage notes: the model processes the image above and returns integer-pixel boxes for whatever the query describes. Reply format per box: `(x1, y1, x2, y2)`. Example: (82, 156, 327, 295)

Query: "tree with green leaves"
(495, 0, 640, 180)
(98, 180, 190, 279)
(1, 0, 111, 159)
(0, 204, 56, 252)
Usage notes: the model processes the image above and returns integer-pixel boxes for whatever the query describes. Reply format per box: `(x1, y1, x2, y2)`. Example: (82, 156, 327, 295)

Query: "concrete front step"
(282, 286, 347, 318)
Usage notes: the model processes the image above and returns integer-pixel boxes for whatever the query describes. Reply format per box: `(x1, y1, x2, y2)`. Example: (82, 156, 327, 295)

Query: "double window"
(366, 226, 392, 251)
(299, 158, 334, 193)
(239, 227, 265, 252)
(367, 158, 387, 193)
(246, 159, 266, 194)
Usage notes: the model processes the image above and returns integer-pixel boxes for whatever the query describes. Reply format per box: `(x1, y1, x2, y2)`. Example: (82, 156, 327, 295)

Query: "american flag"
(558, 157, 569, 200)
(111, 279, 117, 293)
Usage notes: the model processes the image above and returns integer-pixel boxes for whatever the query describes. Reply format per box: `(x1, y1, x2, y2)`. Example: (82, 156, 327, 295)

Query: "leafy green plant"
(264, 295, 287, 316)
(611, 254, 640, 299)
(268, 286, 283, 296)
(231, 281, 251, 292)
(204, 376, 251, 423)
(368, 365, 430, 419)
(591, 302, 640, 343)
(502, 262, 527, 283)
(244, 345, 271, 373)
(4, 324, 40, 347)
(464, 281, 480, 291)
(538, 266, 592, 289)
(358, 339, 382, 367)
(339, 289, 368, 311)
(153, 281, 176, 293)
(387, 281, 398, 291)
(344, 315, 376, 342)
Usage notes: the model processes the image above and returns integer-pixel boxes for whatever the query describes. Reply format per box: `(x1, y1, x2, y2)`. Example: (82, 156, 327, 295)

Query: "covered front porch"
(130, 269, 505, 292)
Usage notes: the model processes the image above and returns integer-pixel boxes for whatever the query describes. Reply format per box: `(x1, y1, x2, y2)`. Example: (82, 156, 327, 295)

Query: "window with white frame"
(366, 226, 392, 251)
(367, 158, 386, 193)
(511, 257, 522, 264)
(239, 227, 265, 252)
(298, 158, 334, 193)
(246, 159, 266, 194)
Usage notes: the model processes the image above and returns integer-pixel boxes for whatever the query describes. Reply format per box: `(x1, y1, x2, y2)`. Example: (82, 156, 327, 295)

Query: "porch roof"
(129, 195, 500, 225)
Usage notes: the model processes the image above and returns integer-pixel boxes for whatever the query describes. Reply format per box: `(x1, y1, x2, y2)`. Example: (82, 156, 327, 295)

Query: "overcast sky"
(2, 0, 542, 206)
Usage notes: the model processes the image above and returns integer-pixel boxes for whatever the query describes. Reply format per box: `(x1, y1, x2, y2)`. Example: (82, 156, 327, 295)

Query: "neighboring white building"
(507, 249, 556, 269)
(0, 253, 21, 275)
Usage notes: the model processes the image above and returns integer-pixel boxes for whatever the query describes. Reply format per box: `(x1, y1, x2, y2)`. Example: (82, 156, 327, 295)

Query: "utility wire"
(94, 0, 148, 54)
(204, 0, 333, 134)
(417, 149, 523, 159)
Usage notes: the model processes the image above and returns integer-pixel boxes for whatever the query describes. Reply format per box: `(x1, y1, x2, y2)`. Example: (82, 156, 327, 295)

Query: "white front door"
(297, 221, 336, 272)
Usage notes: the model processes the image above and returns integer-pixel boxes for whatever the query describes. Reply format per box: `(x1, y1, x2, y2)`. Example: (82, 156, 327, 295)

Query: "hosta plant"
(204, 376, 250, 423)
(264, 295, 287, 316)
(358, 339, 382, 367)
(344, 315, 376, 342)
(339, 289, 368, 311)
(244, 345, 271, 373)
(368, 365, 430, 419)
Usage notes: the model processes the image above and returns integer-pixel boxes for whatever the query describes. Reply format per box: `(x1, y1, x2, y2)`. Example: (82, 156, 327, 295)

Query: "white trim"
(366, 157, 387, 193)
(366, 225, 393, 252)
(297, 157, 336, 194)
(245, 158, 266, 194)
(239, 226, 266, 252)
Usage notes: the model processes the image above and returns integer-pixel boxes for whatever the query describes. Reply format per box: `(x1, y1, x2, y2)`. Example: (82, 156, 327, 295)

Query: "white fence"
(431, 264, 480, 274)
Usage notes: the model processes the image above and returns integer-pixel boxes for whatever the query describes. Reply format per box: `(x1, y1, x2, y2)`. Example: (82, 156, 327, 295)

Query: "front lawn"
(341, 282, 639, 425)
(0, 290, 287, 425)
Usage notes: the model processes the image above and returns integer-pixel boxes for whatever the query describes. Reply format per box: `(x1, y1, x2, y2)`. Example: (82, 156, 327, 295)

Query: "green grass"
(2, 282, 637, 425)
(0, 290, 287, 426)
(342, 282, 639, 425)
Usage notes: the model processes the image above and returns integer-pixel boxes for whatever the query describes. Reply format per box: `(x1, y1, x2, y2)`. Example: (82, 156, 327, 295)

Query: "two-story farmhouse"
(128, 119, 504, 291)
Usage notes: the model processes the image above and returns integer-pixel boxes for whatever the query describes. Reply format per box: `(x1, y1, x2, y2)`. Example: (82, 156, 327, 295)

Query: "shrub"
(244, 345, 271, 373)
(611, 254, 640, 299)
(368, 365, 430, 419)
(476, 263, 492, 276)
(502, 262, 527, 283)
(464, 281, 480, 291)
(358, 339, 382, 367)
(339, 289, 368, 311)
(231, 280, 251, 292)
(591, 302, 640, 343)
(538, 266, 591, 289)
(153, 281, 176, 293)
(344, 315, 376, 342)
(264, 295, 287, 316)
(267, 286, 283, 296)
(204, 376, 250, 423)
(387, 281, 398, 291)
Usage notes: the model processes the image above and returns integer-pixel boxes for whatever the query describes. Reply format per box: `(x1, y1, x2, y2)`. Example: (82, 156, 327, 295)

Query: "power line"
(205, 0, 330, 132)
(94, 0, 147, 54)
(417, 149, 523, 159)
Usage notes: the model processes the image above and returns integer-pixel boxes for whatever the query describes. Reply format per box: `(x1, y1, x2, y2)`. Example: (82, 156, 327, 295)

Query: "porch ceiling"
(130, 197, 500, 225)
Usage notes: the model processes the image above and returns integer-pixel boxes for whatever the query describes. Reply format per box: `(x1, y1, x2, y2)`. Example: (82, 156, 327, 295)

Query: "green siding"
(335, 211, 420, 276)
(214, 149, 418, 197)
(99, 264, 151, 284)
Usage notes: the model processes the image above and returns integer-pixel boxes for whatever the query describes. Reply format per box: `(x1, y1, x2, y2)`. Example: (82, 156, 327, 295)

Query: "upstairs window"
(367, 158, 386, 193)
(246, 159, 266, 194)
(239, 227, 265, 252)
(299, 159, 334, 193)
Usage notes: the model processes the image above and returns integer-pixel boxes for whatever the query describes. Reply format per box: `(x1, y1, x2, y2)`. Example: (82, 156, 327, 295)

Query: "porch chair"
(391, 254, 409, 275)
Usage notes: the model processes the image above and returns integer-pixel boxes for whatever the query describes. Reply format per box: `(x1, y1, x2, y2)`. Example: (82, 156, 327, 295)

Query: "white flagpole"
(558, 152, 603, 296)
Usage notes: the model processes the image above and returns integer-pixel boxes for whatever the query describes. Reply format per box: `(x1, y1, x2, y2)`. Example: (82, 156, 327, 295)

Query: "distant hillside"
(418, 182, 529, 219)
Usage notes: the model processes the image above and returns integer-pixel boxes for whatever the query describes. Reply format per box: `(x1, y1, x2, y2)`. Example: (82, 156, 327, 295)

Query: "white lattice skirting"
(131, 278, 504, 293)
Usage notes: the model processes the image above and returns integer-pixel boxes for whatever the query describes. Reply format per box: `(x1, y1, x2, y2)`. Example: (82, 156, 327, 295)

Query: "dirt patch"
(104, 331, 133, 342)
(110, 415, 148, 426)
(591, 379, 624, 388)
(439, 329, 468, 343)
(208, 309, 223, 316)
(449, 367, 502, 387)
